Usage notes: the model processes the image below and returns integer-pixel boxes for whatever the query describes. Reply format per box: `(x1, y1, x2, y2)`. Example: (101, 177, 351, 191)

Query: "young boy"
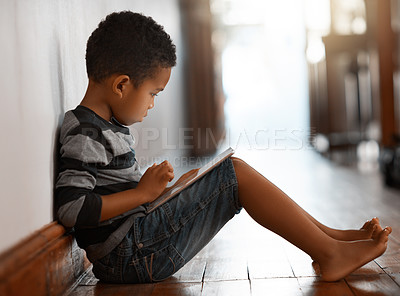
(55, 11, 391, 284)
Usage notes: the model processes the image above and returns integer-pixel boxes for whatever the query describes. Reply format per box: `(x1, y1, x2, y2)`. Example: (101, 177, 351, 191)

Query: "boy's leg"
(231, 157, 382, 241)
(301, 209, 382, 241)
(231, 157, 391, 282)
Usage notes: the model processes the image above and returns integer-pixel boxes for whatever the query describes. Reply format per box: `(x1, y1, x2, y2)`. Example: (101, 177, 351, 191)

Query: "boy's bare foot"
(361, 218, 382, 240)
(327, 218, 381, 241)
(316, 226, 392, 282)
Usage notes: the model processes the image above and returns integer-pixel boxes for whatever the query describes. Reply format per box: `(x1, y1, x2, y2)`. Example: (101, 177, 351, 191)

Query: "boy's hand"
(137, 160, 174, 202)
(174, 168, 200, 186)
(160, 168, 200, 195)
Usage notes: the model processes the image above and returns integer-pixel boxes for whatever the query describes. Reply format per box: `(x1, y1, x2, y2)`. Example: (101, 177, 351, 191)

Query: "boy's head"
(83, 11, 176, 125)
(86, 11, 176, 87)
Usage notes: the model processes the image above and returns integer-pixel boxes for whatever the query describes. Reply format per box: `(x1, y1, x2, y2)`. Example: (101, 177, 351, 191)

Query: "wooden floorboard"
(202, 280, 251, 296)
(164, 258, 206, 283)
(203, 258, 248, 282)
(346, 274, 400, 295)
(389, 273, 400, 287)
(251, 278, 303, 296)
(68, 150, 400, 295)
(298, 277, 354, 296)
(151, 282, 203, 296)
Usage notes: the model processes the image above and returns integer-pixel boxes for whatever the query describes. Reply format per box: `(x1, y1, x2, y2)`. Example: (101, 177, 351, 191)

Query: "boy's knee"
(230, 156, 247, 173)
(231, 156, 245, 164)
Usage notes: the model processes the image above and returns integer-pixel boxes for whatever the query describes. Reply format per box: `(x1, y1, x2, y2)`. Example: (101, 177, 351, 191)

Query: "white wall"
(0, 0, 184, 253)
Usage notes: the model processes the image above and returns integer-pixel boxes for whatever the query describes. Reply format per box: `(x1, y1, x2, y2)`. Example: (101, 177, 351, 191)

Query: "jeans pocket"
(92, 254, 116, 282)
(136, 244, 185, 282)
(116, 236, 134, 256)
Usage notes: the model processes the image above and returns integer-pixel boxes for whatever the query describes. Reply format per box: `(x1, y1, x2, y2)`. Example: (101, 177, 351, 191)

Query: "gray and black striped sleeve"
(55, 115, 112, 228)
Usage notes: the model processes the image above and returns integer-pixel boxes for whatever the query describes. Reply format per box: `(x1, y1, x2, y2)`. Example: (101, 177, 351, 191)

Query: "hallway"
(69, 1, 400, 294)
(1, 1, 399, 295)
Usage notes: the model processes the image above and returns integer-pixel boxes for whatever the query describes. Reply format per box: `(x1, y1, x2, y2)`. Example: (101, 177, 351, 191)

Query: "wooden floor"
(68, 149, 400, 295)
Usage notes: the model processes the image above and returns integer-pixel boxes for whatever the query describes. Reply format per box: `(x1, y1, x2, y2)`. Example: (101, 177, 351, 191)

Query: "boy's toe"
(385, 226, 392, 235)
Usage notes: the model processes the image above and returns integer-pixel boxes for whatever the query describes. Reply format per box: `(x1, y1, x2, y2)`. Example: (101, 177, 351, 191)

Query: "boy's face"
(112, 67, 171, 125)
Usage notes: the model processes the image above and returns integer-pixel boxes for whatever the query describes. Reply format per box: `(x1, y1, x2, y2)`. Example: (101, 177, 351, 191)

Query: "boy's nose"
(149, 103, 154, 109)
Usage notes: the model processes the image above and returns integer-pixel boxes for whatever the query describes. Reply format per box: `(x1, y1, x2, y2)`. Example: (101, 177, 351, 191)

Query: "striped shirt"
(55, 105, 145, 261)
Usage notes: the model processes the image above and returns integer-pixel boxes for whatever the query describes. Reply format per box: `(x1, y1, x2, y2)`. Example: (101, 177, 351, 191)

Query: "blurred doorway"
(211, 0, 309, 152)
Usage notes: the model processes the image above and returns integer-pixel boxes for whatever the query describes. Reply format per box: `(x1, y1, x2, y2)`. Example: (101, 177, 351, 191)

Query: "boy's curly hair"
(86, 11, 176, 87)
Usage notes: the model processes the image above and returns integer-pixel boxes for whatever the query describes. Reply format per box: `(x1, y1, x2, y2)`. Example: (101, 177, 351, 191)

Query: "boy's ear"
(112, 75, 131, 98)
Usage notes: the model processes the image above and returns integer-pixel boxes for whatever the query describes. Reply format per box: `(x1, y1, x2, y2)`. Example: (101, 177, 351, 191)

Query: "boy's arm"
(100, 188, 148, 221)
(100, 160, 174, 221)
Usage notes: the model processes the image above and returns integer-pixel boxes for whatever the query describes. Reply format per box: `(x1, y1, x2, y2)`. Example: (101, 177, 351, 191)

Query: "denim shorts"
(92, 158, 242, 283)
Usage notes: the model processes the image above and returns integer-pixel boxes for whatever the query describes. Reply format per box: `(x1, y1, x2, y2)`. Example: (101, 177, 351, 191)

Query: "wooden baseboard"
(0, 222, 90, 296)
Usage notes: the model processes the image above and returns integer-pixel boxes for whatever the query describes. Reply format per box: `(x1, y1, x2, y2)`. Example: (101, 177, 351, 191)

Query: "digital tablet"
(145, 147, 235, 213)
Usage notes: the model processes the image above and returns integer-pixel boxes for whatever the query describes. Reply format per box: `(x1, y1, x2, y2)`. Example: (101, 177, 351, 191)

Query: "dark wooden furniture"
(307, 0, 399, 153)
